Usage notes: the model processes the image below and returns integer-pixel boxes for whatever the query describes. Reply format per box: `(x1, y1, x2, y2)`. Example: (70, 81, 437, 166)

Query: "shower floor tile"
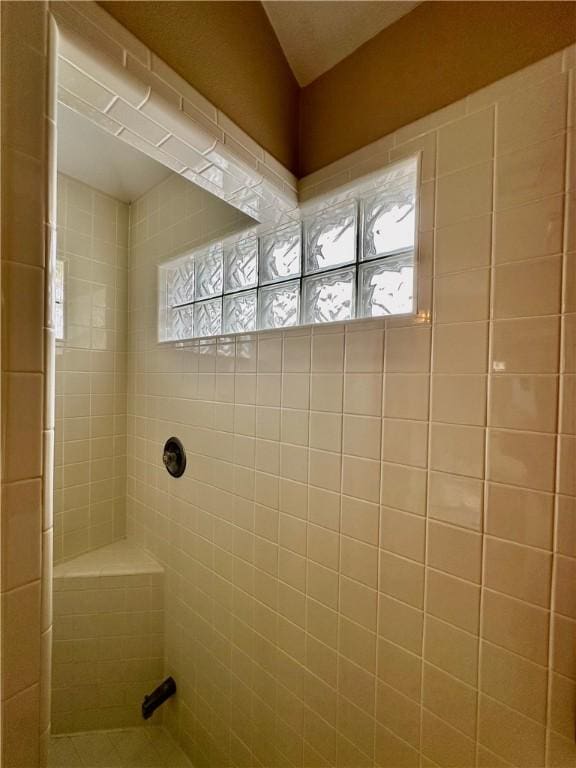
(48, 727, 193, 768)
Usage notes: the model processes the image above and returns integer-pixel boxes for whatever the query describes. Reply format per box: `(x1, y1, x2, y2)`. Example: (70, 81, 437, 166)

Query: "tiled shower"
(51, 43, 576, 764)
(2, 2, 574, 766)
(122, 103, 576, 765)
(54, 175, 128, 562)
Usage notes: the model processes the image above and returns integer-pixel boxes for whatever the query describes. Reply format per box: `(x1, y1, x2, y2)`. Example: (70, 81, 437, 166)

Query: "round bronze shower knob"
(163, 437, 186, 478)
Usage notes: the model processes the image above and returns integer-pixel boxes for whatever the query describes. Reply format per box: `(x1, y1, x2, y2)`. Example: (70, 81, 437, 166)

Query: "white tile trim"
(50, 2, 576, 233)
(50, 1, 299, 230)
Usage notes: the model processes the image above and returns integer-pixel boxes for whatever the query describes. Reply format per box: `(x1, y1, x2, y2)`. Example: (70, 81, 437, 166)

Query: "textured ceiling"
(262, 1, 422, 86)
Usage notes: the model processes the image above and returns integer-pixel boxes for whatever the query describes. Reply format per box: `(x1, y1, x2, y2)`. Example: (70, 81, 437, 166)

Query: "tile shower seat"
(53, 540, 164, 579)
(52, 541, 165, 734)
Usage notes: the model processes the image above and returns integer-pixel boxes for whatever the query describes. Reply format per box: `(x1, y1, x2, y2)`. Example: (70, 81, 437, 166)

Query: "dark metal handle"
(163, 437, 186, 478)
(142, 677, 177, 719)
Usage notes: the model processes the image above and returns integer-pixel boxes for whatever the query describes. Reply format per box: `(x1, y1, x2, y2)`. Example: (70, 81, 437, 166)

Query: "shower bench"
(51, 541, 165, 734)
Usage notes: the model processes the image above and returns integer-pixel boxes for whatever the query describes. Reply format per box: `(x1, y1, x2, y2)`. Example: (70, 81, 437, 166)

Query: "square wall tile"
(434, 270, 490, 324)
(436, 162, 493, 228)
(435, 215, 492, 276)
(495, 135, 565, 210)
(493, 194, 564, 264)
(493, 255, 562, 319)
(438, 108, 494, 176)
(496, 73, 567, 155)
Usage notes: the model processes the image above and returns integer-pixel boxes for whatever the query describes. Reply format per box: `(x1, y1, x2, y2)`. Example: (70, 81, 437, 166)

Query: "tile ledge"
(53, 539, 163, 578)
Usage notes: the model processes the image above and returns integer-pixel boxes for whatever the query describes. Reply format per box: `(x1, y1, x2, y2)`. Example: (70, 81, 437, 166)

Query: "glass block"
(259, 223, 301, 284)
(258, 280, 300, 330)
(165, 304, 194, 341)
(194, 243, 223, 300)
(223, 290, 257, 334)
(224, 236, 258, 293)
(165, 256, 195, 307)
(194, 297, 222, 338)
(304, 201, 357, 274)
(302, 268, 355, 325)
(54, 302, 64, 340)
(55, 259, 64, 304)
(361, 182, 416, 261)
(359, 254, 414, 317)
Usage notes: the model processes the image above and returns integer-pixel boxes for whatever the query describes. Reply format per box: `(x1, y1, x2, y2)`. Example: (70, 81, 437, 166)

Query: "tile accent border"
(50, 1, 298, 227)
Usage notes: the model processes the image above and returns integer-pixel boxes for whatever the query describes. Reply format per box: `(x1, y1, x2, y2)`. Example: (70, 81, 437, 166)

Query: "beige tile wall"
(126, 46, 576, 768)
(1, 2, 52, 766)
(2, 3, 571, 765)
(54, 174, 128, 562)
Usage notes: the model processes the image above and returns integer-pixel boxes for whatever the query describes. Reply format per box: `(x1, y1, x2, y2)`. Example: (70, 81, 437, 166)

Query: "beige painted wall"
(300, 1, 576, 174)
(54, 174, 128, 563)
(126, 47, 576, 768)
(98, 0, 300, 173)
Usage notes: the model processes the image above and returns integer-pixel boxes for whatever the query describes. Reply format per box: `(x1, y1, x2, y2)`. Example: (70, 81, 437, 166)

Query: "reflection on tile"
(488, 429, 556, 492)
(490, 374, 559, 434)
(429, 471, 483, 530)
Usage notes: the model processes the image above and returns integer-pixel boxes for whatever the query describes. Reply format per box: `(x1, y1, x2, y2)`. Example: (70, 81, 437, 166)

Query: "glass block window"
(260, 222, 301, 284)
(166, 257, 195, 307)
(158, 155, 418, 342)
(167, 304, 195, 341)
(302, 268, 355, 325)
(258, 281, 300, 330)
(304, 201, 356, 274)
(361, 164, 417, 261)
(359, 252, 414, 317)
(194, 297, 222, 338)
(224, 235, 258, 293)
(223, 290, 257, 334)
(194, 243, 223, 300)
(55, 259, 65, 341)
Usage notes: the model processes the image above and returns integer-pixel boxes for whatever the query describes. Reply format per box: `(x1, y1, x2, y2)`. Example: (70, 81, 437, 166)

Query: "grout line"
(473, 99, 498, 765)
(544, 67, 573, 765)
(417, 126, 438, 768)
